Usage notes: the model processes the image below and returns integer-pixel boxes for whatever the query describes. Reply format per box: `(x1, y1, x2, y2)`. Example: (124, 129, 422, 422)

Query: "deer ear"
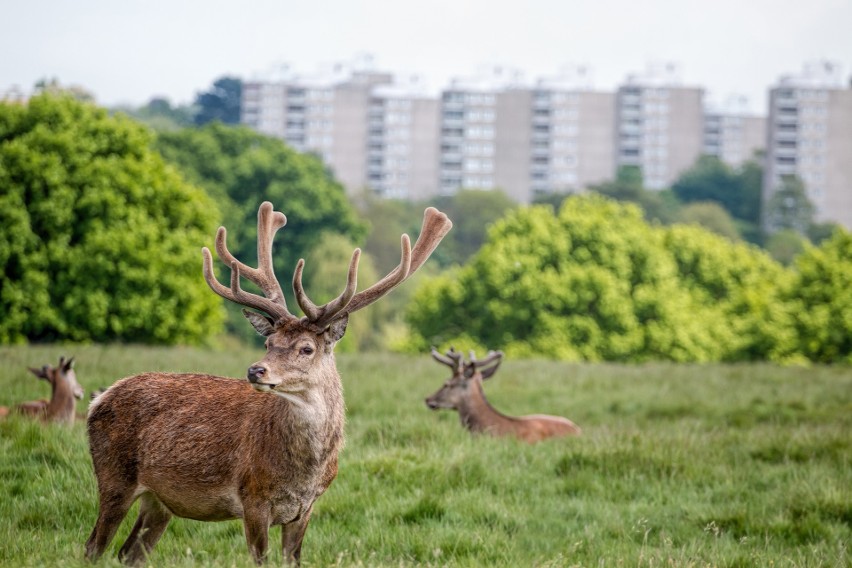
(62, 357, 75, 372)
(480, 361, 501, 380)
(242, 309, 276, 337)
(325, 316, 349, 344)
(28, 366, 49, 380)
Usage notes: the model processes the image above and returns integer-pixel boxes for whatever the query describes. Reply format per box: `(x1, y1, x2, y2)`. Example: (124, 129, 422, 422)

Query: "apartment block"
(438, 73, 504, 197)
(616, 64, 704, 189)
(241, 67, 393, 195)
(368, 82, 440, 200)
(703, 96, 766, 167)
(764, 61, 852, 229)
(439, 67, 616, 203)
(529, 71, 616, 197)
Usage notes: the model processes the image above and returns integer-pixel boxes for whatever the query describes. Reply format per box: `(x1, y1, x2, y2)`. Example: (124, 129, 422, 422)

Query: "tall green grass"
(1, 345, 850, 567)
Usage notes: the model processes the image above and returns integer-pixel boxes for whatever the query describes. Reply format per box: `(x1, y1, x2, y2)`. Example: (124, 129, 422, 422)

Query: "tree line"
(2, 92, 851, 362)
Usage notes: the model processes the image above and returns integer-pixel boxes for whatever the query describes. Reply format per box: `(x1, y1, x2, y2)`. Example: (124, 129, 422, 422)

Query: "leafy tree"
(406, 196, 729, 362)
(671, 155, 764, 243)
(432, 189, 516, 265)
(677, 202, 741, 241)
(0, 94, 223, 344)
(764, 175, 815, 235)
(154, 123, 368, 334)
(193, 76, 242, 126)
(115, 97, 194, 131)
(807, 221, 842, 245)
(589, 166, 680, 224)
(662, 225, 795, 361)
(357, 195, 428, 273)
(786, 230, 852, 363)
(764, 229, 808, 265)
(405, 194, 795, 362)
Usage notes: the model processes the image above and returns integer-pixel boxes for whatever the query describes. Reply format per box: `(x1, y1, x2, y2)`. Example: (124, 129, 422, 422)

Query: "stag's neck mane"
(457, 378, 518, 433)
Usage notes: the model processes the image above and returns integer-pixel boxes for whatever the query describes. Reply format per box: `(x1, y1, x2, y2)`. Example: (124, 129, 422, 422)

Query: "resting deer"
(425, 348, 581, 443)
(0, 356, 84, 424)
(85, 201, 451, 566)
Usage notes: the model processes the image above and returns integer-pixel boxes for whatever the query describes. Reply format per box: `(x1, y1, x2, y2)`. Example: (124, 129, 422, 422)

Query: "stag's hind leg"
(118, 492, 172, 566)
(282, 505, 313, 566)
(84, 484, 138, 561)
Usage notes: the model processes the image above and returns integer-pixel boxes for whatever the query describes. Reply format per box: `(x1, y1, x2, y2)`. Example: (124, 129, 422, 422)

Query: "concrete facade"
(764, 61, 852, 228)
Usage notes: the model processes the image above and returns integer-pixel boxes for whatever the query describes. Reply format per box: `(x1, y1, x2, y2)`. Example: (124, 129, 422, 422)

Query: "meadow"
(0, 344, 850, 567)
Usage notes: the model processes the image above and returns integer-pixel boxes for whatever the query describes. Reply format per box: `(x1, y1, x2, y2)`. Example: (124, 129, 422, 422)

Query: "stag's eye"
(300, 346, 315, 356)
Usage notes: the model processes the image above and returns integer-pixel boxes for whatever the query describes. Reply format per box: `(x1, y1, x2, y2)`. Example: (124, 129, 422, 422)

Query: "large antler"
(431, 346, 464, 372)
(202, 202, 297, 324)
(467, 350, 503, 379)
(294, 207, 452, 329)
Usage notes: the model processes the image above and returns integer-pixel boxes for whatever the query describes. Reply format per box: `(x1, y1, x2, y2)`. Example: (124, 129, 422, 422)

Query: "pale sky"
(2, 0, 850, 113)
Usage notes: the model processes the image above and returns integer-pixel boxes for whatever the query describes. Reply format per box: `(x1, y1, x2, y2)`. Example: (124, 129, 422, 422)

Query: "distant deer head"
(426, 348, 581, 443)
(4, 356, 84, 424)
(86, 201, 452, 566)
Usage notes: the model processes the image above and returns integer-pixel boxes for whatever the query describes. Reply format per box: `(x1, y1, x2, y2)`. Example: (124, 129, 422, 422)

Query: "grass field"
(1, 344, 850, 567)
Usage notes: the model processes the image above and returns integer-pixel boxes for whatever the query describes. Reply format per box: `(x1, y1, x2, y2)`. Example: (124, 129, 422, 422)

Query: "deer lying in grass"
(425, 348, 581, 443)
(0, 356, 84, 424)
(85, 201, 451, 566)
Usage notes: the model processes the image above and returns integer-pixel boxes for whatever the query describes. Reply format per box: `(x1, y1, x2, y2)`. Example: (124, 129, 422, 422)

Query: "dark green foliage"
(764, 175, 816, 235)
(193, 76, 242, 126)
(0, 94, 223, 344)
(431, 189, 517, 265)
(672, 156, 762, 224)
(590, 166, 681, 224)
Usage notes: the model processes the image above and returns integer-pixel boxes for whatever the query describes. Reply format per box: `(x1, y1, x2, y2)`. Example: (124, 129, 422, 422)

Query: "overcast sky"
(2, 0, 850, 113)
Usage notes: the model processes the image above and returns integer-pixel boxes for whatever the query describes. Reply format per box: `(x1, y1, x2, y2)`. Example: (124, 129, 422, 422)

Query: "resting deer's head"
(202, 202, 452, 399)
(28, 356, 84, 400)
(425, 348, 503, 410)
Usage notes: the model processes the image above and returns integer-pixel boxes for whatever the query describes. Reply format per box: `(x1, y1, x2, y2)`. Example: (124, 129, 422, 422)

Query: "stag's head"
(425, 348, 503, 410)
(28, 356, 84, 400)
(203, 202, 452, 397)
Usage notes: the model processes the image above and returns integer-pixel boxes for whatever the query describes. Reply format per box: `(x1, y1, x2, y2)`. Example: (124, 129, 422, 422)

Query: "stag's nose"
(425, 398, 438, 410)
(247, 366, 267, 383)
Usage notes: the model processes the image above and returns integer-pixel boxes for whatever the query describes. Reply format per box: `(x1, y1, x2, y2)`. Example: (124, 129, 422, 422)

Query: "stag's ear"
(480, 361, 501, 380)
(324, 316, 349, 344)
(28, 366, 49, 381)
(242, 309, 276, 337)
(61, 356, 75, 372)
(463, 362, 476, 379)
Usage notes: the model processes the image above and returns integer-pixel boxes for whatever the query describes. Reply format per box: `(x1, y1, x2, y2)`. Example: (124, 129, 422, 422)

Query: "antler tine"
(476, 350, 504, 368)
(338, 206, 451, 318)
(408, 207, 454, 274)
(431, 346, 457, 369)
(293, 249, 361, 328)
(202, 249, 292, 322)
(214, 202, 288, 308)
(446, 347, 464, 371)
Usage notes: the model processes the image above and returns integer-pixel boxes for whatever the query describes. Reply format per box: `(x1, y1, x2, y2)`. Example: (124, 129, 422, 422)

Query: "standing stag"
(85, 201, 451, 566)
(425, 348, 581, 443)
(0, 356, 84, 424)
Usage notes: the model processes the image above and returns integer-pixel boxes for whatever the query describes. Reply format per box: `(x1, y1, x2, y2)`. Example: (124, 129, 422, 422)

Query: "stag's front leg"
(282, 505, 313, 566)
(243, 504, 272, 565)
